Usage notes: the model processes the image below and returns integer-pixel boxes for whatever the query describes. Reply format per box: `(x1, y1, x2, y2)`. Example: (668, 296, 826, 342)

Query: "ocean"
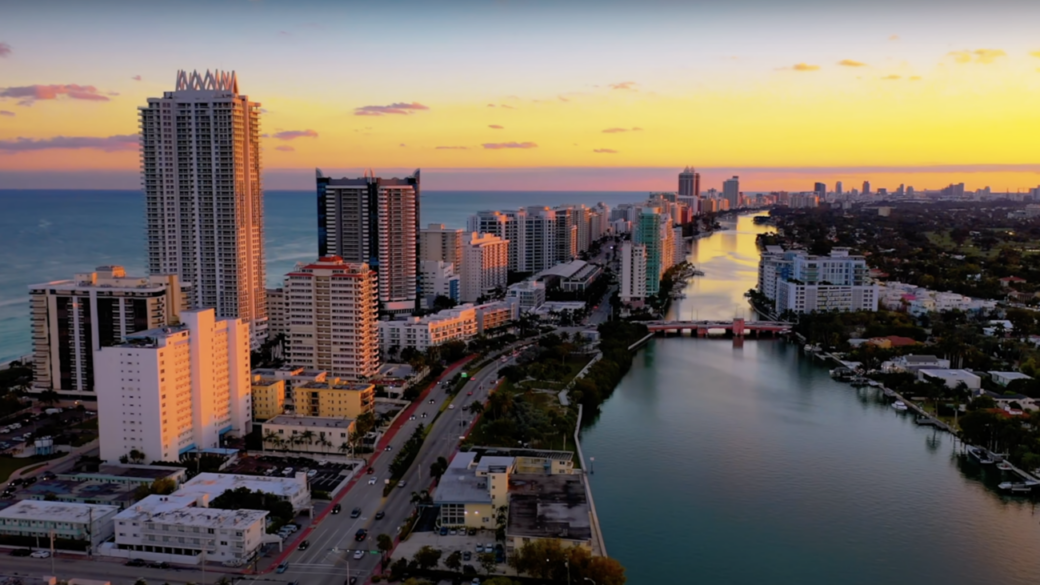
(0, 189, 643, 363)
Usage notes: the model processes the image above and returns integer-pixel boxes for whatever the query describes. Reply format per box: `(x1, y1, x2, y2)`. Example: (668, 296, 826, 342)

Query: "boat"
(867, 381, 881, 388)
(891, 401, 908, 411)
(969, 447, 995, 465)
(998, 480, 1039, 493)
(850, 377, 870, 387)
(997, 461, 1013, 471)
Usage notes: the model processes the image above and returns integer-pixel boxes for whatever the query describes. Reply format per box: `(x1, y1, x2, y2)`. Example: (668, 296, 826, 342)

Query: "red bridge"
(645, 318, 792, 337)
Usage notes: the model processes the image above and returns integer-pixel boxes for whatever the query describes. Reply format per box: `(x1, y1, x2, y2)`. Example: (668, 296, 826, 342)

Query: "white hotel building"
(460, 232, 509, 303)
(94, 308, 252, 464)
(759, 248, 878, 314)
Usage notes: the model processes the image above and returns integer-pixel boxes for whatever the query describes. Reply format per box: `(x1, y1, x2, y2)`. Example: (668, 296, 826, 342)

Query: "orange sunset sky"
(1, 0, 1039, 192)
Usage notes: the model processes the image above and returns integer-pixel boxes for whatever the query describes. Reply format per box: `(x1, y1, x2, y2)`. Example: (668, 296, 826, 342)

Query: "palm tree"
(299, 430, 316, 451)
(317, 434, 333, 454)
(262, 430, 280, 453)
(338, 441, 351, 459)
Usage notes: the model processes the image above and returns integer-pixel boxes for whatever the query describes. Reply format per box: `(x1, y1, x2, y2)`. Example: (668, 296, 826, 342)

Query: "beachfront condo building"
(460, 232, 509, 303)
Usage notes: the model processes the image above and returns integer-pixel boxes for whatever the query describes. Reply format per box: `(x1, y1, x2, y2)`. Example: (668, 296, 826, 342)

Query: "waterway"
(581, 214, 1040, 585)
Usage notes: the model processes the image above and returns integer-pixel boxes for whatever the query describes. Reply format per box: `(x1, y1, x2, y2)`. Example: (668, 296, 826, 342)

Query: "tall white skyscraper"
(140, 70, 267, 345)
(460, 232, 509, 303)
(95, 308, 251, 464)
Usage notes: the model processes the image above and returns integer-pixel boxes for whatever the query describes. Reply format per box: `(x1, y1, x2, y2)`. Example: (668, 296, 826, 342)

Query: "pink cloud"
(482, 142, 538, 150)
(609, 81, 637, 90)
(354, 102, 429, 116)
(132, 75, 142, 81)
(487, 104, 496, 107)
(274, 145, 295, 152)
(488, 125, 504, 129)
(0, 43, 11, 58)
(436, 146, 469, 150)
(0, 84, 111, 105)
(501, 104, 515, 109)
(0, 134, 137, 153)
(0, 110, 13, 117)
(272, 129, 318, 141)
(593, 149, 618, 154)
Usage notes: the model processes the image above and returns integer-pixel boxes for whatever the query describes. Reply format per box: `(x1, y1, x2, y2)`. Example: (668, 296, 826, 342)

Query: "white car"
(448, 404, 455, 410)
(368, 477, 377, 485)
(31, 550, 50, 558)
(307, 469, 318, 478)
(354, 549, 365, 560)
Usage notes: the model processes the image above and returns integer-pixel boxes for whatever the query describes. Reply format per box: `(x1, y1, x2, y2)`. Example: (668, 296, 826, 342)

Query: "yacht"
(891, 401, 908, 411)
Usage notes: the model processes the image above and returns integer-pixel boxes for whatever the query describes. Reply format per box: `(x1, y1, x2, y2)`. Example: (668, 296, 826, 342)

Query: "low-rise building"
(989, 371, 1033, 387)
(56, 463, 187, 489)
(507, 281, 547, 312)
(883, 355, 951, 373)
(506, 473, 593, 553)
(474, 299, 519, 333)
(250, 367, 328, 411)
(261, 415, 356, 456)
(108, 493, 267, 565)
(176, 473, 310, 513)
(918, 368, 982, 390)
(293, 379, 374, 420)
(379, 305, 478, 353)
(251, 376, 286, 422)
(0, 500, 119, 551)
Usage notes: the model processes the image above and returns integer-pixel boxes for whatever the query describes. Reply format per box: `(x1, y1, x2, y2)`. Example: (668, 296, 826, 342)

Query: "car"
(368, 477, 377, 485)
(385, 445, 392, 451)
(448, 404, 455, 410)
(475, 544, 483, 553)
(463, 551, 472, 561)
(10, 548, 31, 557)
(282, 467, 295, 476)
(276, 562, 289, 573)
(126, 558, 146, 567)
(450, 529, 458, 535)
(298, 540, 310, 550)
(374, 511, 385, 520)
(346, 578, 358, 585)
(332, 504, 341, 514)
(307, 469, 318, 478)
(428, 399, 435, 404)
(31, 550, 50, 558)
(366, 467, 375, 474)
(350, 507, 361, 518)
(485, 543, 493, 552)
(398, 481, 406, 489)
(467, 391, 472, 396)
(472, 578, 481, 585)
(149, 561, 170, 569)
(439, 527, 448, 535)
(318, 459, 329, 466)
(421, 412, 428, 418)
(355, 528, 367, 541)
(286, 524, 299, 532)
(353, 549, 365, 560)
(409, 415, 416, 420)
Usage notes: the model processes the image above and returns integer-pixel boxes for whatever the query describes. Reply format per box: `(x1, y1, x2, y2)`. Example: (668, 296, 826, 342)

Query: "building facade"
(460, 232, 509, 303)
(620, 241, 648, 306)
(379, 306, 478, 354)
(0, 500, 119, 552)
(94, 309, 252, 464)
(419, 260, 460, 309)
(723, 176, 740, 209)
(760, 248, 879, 314)
(261, 415, 356, 456)
(140, 70, 267, 345)
(316, 170, 420, 316)
(284, 257, 379, 380)
(250, 376, 286, 422)
(29, 266, 190, 396)
(292, 379, 374, 420)
(419, 224, 464, 267)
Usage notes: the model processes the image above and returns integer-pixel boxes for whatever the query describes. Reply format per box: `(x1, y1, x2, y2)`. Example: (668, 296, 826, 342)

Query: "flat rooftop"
(506, 474, 592, 543)
(19, 478, 140, 504)
(989, 371, 1033, 381)
(265, 415, 354, 429)
(0, 500, 119, 524)
(919, 369, 981, 381)
(116, 494, 267, 528)
(178, 473, 308, 502)
(296, 380, 373, 392)
(469, 446, 575, 462)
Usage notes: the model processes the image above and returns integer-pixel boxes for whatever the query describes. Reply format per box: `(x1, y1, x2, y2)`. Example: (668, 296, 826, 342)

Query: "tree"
(38, 389, 60, 407)
(433, 295, 457, 311)
(263, 430, 281, 453)
(389, 557, 409, 582)
(128, 448, 146, 464)
(444, 550, 463, 573)
(429, 456, 449, 482)
(467, 401, 485, 416)
(377, 533, 394, 560)
(413, 545, 442, 570)
(134, 580, 148, 585)
(478, 551, 497, 575)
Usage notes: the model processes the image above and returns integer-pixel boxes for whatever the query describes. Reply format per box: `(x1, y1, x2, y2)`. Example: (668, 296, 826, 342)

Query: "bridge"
(644, 318, 792, 338)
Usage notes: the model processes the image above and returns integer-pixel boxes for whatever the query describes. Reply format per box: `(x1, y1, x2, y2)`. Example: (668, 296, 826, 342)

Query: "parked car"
(307, 469, 318, 478)
(276, 562, 289, 573)
(368, 477, 377, 485)
(149, 561, 170, 569)
(398, 481, 406, 489)
(282, 467, 294, 476)
(475, 544, 483, 553)
(463, 551, 472, 561)
(332, 504, 341, 514)
(439, 527, 448, 536)
(125, 558, 146, 567)
(31, 550, 50, 558)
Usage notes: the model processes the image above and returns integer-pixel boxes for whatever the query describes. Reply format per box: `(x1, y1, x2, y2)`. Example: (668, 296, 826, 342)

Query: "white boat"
(997, 461, 1013, 471)
(891, 401, 908, 411)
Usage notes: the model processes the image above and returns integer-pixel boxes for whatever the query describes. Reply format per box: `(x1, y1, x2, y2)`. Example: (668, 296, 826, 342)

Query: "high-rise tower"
(679, 167, 696, 197)
(140, 70, 267, 345)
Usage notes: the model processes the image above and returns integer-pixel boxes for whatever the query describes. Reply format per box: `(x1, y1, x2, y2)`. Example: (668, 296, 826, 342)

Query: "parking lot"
(224, 454, 358, 494)
(393, 529, 505, 572)
(0, 407, 97, 454)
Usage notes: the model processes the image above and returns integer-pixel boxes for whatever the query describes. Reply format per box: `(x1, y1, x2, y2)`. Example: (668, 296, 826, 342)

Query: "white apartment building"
(178, 472, 311, 512)
(673, 226, 686, 266)
(108, 494, 267, 565)
(29, 266, 190, 396)
(0, 500, 119, 552)
(468, 211, 519, 271)
(379, 305, 478, 353)
(316, 171, 420, 316)
(878, 281, 996, 316)
(94, 309, 252, 464)
(140, 70, 267, 346)
(467, 207, 556, 274)
(506, 280, 547, 312)
(419, 260, 460, 308)
(460, 232, 509, 303)
(764, 249, 878, 314)
(261, 415, 356, 456)
(284, 257, 379, 380)
(620, 241, 648, 306)
(420, 223, 464, 267)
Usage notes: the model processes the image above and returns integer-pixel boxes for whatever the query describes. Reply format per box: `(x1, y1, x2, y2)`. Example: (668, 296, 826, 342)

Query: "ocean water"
(0, 189, 642, 363)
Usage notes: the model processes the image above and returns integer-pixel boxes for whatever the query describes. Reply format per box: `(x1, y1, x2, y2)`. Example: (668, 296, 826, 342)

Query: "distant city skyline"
(2, 0, 1040, 191)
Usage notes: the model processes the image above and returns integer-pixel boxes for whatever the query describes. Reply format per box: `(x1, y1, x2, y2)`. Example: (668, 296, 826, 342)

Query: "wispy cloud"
(399, 144, 406, 147)
(910, 76, 922, 81)
(0, 84, 112, 106)
(838, 59, 866, 67)
(0, 134, 137, 153)
(274, 145, 294, 152)
(0, 42, 12, 58)
(881, 75, 901, 80)
(354, 102, 429, 116)
(272, 129, 318, 141)
(482, 142, 538, 150)
(436, 146, 469, 150)
(792, 63, 820, 72)
(131, 75, 142, 81)
(593, 149, 618, 154)
(608, 81, 637, 90)
(948, 49, 1007, 64)
(0, 110, 14, 117)
(488, 125, 504, 130)
(889, 35, 900, 41)
(602, 127, 642, 134)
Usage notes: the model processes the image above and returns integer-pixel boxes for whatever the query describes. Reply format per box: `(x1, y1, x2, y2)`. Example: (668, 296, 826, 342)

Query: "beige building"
(420, 223, 464, 267)
(266, 287, 286, 338)
(94, 309, 252, 464)
(379, 305, 478, 354)
(293, 379, 375, 420)
(285, 257, 380, 380)
(474, 300, 520, 332)
(29, 266, 190, 396)
(261, 415, 356, 456)
(250, 376, 286, 422)
(460, 232, 509, 303)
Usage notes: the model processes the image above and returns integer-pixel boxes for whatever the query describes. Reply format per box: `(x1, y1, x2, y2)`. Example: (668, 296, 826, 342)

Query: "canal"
(580, 214, 1040, 585)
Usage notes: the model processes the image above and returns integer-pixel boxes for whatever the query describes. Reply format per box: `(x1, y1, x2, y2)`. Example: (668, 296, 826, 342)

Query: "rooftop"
(919, 369, 981, 381)
(989, 371, 1033, 381)
(296, 379, 373, 392)
(18, 478, 140, 504)
(59, 463, 186, 482)
(506, 474, 592, 543)
(116, 494, 267, 529)
(469, 447, 575, 462)
(0, 500, 119, 524)
(265, 415, 354, 429)
(178, 473, 308, 503)
(536, 260, 589, 280)
(900, 355, 943, 363)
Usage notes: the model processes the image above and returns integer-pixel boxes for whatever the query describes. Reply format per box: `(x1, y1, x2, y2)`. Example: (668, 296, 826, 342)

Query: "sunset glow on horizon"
(2, 0, 1040, 192)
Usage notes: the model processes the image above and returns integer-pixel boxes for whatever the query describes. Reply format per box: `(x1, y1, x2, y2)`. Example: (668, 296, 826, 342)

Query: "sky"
(1, 0, 1040, 192)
